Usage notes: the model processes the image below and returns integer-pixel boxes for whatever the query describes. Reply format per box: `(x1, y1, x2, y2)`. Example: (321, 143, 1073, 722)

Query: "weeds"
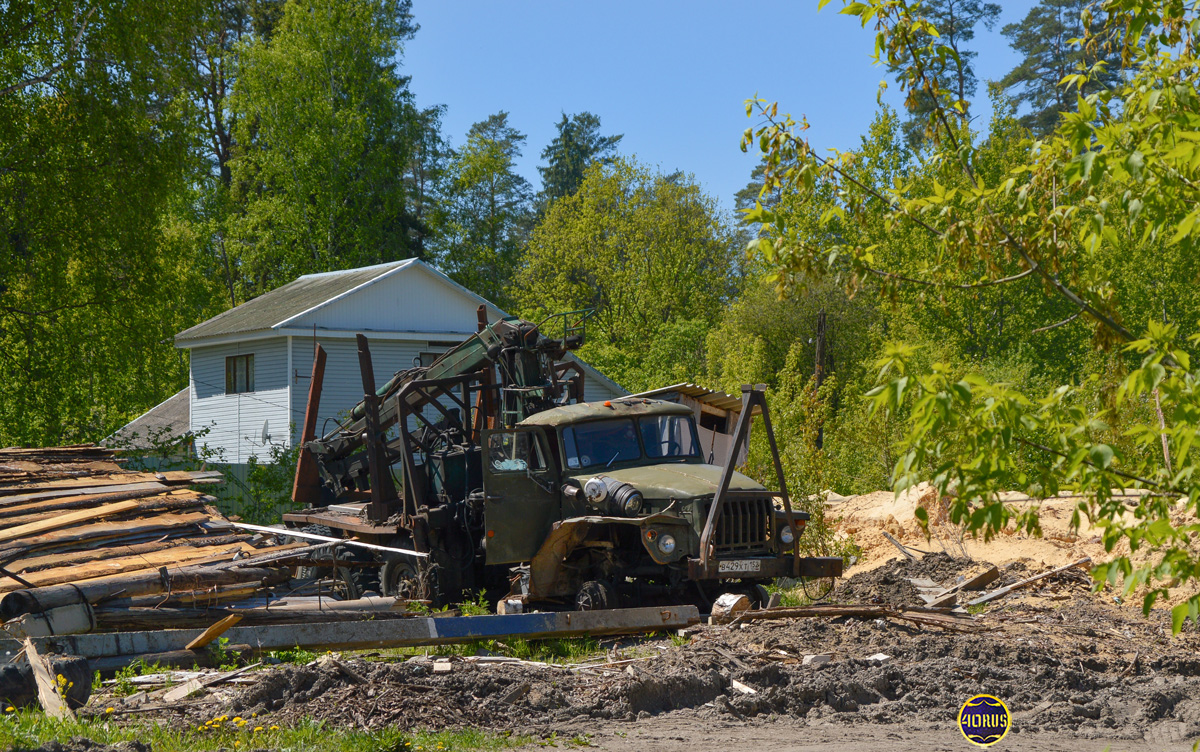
(0, 711, 524, 752)
(110, 661, 170, 697)
(269, 646, 318, 665)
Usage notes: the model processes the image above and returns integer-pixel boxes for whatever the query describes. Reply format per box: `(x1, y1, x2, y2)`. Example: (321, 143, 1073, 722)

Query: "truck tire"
(292, 524, 334, 580)
(334, 546, 381, 600)
(575, 580, 618, 611)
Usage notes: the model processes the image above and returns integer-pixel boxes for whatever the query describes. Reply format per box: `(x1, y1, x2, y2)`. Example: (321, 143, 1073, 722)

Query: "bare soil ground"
(76, 550, 1200, 751)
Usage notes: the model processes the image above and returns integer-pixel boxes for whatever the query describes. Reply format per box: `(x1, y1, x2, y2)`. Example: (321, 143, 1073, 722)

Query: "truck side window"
(487, 432, 546, 473)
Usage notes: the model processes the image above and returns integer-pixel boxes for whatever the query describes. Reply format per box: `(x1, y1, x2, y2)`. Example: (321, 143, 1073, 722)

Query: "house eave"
(175, 327, 484, 350)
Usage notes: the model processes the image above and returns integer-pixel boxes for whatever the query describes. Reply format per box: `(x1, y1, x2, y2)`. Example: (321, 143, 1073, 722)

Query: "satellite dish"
(261, 420, 270, 445)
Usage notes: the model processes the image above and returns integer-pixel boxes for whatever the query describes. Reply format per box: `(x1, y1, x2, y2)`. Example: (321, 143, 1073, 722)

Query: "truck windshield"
(640, 415, 701, 459)
(562, 415, 701, 469)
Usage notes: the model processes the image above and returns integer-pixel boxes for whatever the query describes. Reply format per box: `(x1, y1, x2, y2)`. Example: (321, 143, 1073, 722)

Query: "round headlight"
(780, 525, 795, 545)
(657, 534, 676, 555)
(622, 492, 643, 515)
(583, 477, 608, 505)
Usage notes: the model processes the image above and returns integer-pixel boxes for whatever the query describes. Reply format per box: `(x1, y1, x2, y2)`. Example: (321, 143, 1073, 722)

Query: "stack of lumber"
(0, 445, 301, 631)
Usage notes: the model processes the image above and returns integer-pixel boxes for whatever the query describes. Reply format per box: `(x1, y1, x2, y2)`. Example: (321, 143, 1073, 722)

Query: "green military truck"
(284, 309, 841, 610)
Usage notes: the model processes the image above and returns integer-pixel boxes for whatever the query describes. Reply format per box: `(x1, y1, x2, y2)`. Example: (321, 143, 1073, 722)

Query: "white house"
(125, 259, 626, 465)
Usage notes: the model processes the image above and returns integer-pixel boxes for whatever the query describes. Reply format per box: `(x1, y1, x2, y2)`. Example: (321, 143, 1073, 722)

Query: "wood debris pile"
(0, 444, 302, 635)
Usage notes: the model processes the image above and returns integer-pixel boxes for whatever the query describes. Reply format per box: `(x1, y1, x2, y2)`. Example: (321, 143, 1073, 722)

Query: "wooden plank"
(0, 500, 143, 542)
(0, 544, 256, 594)
(881, 531, 917, 560)
(961, 565, 1001, 591)
(0, 487, 191, 520)
(0, 470, 222, 497)
(0, 483, 169, 506)
(0, 511, 213, 562)
(25, 638, 73, 719)
(4, 605, 700, 658)
(966, 558, 1091, 607)
(6, 534, 248, 575)
(0, 496, 204, 532)
(185, 615, 243, 650)
(161, 662, 261, 703)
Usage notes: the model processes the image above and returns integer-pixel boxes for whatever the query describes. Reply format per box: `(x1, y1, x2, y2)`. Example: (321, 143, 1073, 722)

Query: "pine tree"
(887, 0, 1000, 148)
(1000, 0, 1124, 135)
(438, 112, 533, 305)
(536, 112, 622, 206)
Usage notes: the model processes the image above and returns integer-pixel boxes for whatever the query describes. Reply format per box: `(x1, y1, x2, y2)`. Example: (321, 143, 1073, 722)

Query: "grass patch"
(0, 711, 525, 752)
(268, 646, 319, 665)
(767, 583, 812, 609)
(110, 661, 175, 697)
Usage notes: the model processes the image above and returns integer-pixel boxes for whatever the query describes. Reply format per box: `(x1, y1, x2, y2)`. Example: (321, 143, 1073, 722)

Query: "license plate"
(718, 559, 762, 574)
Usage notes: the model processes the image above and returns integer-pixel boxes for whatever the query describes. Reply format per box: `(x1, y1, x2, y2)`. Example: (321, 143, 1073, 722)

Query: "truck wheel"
(575, 580, 618, 611)
(752, 584, 772, 609)
(292, 525, 334, 580)
(334, 547, 381, 600)
(382, 557, 421, 600)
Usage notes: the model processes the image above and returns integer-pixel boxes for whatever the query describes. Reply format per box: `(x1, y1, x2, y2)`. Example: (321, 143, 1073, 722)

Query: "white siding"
(582, 374, 624, 404)
(290, 265, 492, 335)
(290, 336, 443, 444)
(190, 338, 290, 464)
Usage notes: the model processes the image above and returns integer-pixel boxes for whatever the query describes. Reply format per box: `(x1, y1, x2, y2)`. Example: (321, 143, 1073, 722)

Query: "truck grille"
(712, 494, 773, 553)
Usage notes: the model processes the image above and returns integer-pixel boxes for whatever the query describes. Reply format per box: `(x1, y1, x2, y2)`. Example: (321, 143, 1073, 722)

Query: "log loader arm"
(291, 307, 593, 523)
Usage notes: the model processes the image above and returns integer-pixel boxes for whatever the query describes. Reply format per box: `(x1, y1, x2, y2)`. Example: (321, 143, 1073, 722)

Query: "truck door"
(482, 426, 560, 564)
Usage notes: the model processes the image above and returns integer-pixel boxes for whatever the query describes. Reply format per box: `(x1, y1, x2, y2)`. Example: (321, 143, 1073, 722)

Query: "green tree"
(0, 0, 218, 446)
(226, 0, 422, 297)
(515, 158, 739, 390)
(437, 112, 533, 305)
(885, 0, 1000, 147)
(405, 104, 453, 260)
(746, 0, 1200, 628)
(999, 0, 1124, 135)
(537, 112, 623, 206)
(187, 0, 285, 308)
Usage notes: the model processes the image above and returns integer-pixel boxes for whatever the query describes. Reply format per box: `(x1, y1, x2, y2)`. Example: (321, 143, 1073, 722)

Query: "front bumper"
(687, 555, 844, 580)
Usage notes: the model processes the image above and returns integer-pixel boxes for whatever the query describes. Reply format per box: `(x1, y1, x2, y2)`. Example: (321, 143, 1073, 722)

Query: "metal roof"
(105, 388, 190, 448)
(520, 398, 692, 426)
(175, 259, 417, 344)
(625, 383, 747, 412)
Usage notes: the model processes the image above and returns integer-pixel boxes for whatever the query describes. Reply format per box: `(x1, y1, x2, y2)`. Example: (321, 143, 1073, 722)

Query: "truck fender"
(528, 513, 682, 598)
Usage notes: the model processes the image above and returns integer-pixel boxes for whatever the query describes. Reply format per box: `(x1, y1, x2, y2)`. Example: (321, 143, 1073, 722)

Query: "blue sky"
(405, 1, 1038, 215)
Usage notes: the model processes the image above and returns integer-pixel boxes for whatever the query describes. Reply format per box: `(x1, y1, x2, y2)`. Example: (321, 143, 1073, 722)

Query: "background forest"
(1, 0, 1176, 544)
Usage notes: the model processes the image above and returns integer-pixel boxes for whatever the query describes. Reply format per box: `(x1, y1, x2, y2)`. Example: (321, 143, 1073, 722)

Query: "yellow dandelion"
(5, 706, 14, 713)
(105, 707, 114, 714)
(234, 742, 241, 748)
(251, 712, 258, 717)
(270, 725, 280, 731)
(254, 726, 264, 733)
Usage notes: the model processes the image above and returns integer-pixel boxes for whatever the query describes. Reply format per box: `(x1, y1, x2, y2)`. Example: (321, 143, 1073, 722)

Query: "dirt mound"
(199, 594, 1200, 743)
(835, 552, 986, 606)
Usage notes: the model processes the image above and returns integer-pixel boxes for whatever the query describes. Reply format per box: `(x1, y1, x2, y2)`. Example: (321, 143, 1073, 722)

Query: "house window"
(225, 354, 254, 394)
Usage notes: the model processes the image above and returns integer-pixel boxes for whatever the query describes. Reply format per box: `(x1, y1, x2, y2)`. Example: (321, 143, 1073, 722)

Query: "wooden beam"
(25, 638, 73, 719)
(966, 557, 1091, 607)
(0, 482, 169, 506)
(0, 543, 257, 593)
(0, 500, 152, 542)
(185, 614, 243, 650)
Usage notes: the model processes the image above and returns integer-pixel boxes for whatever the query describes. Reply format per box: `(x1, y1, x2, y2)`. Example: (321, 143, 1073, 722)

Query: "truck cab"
(482, 398, 838, 608)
